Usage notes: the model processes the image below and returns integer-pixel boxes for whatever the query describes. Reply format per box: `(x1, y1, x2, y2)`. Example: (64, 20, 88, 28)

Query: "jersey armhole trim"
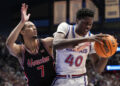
(65, 26, 70, 38)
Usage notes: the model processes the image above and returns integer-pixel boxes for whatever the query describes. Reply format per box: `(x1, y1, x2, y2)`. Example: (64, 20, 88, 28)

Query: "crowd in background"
(0, 35, 27, 86)
(0, 34, 120, 86)
(86, 59, 120, 86)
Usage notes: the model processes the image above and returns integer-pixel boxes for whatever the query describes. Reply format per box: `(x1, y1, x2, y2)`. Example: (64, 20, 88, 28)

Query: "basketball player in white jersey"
(52, 8, 109, 86)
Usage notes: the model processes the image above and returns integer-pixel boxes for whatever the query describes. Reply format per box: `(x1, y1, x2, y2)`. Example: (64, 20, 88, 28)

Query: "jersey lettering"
(65, 54, 74, 66)
(75, 56, 83, 67)
(65, 54, 83, 67)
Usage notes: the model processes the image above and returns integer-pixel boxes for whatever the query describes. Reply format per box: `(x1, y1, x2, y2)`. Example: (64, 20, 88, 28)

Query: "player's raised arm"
(6, 3, 30, 57)
(53, 27, 108, 50)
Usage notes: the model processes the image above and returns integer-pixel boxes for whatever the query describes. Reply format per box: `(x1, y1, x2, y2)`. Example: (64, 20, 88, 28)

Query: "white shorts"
(51, 75, 88, 86)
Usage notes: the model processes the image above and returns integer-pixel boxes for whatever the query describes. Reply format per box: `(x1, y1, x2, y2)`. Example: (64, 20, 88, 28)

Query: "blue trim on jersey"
(89, 31, 92, 52)
(72, 25, 75, 38)
(89, 31, 91, 36)
(51, 78, 57, 86)
(65, 26, 70, 38)
(84, 75, 86, 86)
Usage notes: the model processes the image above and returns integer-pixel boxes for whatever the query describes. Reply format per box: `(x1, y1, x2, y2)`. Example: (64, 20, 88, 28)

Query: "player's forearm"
(6, 21, 25, 46)
(95, 58, 108, 73)
(53, 37, 89, 49)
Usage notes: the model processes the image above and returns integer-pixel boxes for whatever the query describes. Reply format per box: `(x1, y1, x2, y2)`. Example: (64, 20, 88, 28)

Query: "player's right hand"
(21, 3, 31, 23)
(87, 33, 109, 44)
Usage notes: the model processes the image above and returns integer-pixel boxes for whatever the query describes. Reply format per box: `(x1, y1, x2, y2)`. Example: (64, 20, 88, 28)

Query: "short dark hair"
(76, 8, 94, 20)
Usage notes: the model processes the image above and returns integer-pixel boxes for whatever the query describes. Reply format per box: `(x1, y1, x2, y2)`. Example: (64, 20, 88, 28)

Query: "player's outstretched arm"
(89, 53, 108, 73)
(6, 3, 30, 57)
(53, 32, 108, 50)
(53, 32, 89, 49)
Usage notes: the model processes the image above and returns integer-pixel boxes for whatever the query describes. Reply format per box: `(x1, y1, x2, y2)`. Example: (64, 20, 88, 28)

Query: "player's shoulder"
(40, 37, 53, 43)
(58, 22, 72, 32)
(40, 37, 53, 50)
(58, 22, 69, 28)
(59, 22, 68, 25)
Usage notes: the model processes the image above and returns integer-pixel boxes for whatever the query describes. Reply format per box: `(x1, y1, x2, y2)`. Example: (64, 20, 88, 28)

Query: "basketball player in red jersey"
(6, 3, 55, 86)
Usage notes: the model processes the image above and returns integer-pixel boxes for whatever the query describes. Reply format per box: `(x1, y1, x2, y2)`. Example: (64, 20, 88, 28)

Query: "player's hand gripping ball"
(94, 35, 118, 58)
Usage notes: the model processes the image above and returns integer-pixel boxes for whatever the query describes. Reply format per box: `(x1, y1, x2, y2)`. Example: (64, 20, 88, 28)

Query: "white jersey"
(54, 22, 96, 75)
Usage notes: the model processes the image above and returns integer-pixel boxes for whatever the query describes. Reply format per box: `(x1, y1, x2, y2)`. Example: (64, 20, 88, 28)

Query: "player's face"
(76, 17, 93, 36)
(23, 21, 37, 38)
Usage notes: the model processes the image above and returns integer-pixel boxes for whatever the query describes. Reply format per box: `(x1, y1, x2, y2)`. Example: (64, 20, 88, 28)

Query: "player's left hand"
(88, 33, 109, 44)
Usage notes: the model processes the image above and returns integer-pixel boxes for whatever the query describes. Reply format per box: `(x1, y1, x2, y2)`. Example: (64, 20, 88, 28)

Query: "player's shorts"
(51, 74, 88, 86)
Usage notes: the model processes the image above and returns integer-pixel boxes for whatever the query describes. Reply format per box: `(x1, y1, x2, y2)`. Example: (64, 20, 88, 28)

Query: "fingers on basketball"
(94, 35, 118, 58)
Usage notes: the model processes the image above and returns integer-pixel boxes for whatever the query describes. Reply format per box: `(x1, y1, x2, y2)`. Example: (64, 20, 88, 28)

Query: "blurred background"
(0, 0, 120, 86)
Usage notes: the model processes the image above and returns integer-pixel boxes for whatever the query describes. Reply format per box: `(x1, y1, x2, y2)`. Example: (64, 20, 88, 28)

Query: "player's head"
(76, 8, 94, 36)
(20, 21, 37, 43)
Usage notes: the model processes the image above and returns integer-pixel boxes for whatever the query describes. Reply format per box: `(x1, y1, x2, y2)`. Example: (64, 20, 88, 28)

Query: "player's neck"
(24, 38, 38, 52)
(75, 28, 85, 36)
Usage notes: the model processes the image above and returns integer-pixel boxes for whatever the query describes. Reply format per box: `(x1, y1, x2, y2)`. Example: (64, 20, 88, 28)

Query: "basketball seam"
(107, 40, 112, 56)
(99, 43, 108, 57)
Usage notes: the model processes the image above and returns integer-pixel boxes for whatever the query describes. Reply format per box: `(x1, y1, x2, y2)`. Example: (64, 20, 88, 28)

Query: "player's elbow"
(6, 39, 12, 49)
(53, 40, 60, 49)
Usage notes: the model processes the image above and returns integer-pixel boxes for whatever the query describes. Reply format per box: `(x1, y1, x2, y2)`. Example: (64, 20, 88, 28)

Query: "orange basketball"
(94, 35, 118, 58)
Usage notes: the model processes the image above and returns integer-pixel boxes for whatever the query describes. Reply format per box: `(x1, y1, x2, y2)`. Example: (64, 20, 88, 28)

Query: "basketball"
(94, 35, 118, 58)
